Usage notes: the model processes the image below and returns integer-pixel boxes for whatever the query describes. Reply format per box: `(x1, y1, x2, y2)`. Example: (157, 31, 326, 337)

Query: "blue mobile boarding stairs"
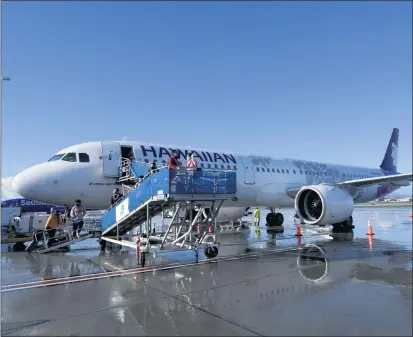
(100, 164, 237, 266)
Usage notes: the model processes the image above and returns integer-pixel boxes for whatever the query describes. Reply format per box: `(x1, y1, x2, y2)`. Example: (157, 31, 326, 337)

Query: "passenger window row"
(255, 167, 373, 179)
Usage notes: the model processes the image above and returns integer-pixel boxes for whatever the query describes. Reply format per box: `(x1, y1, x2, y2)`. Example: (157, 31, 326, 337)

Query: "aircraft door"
(239, 156, 255, 185)
(101, 141, 121, 177)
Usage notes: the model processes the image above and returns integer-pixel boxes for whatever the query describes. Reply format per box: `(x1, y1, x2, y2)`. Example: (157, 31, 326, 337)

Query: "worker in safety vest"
(254, 206, 260, 228)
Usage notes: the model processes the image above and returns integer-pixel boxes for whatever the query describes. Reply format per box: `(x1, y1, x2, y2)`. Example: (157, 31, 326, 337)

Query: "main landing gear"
(265, 209, 285, 233)
(331, 216, 354, 233)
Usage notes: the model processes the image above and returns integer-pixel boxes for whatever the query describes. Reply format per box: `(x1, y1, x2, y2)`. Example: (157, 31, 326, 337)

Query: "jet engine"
(294, 184, 354, 226)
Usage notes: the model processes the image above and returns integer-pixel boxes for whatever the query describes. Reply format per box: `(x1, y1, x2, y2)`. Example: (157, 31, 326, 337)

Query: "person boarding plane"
(12, 128, 412, 232)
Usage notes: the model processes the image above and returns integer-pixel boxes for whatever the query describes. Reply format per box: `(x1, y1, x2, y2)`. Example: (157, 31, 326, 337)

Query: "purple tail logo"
(379, 128, 399, 172)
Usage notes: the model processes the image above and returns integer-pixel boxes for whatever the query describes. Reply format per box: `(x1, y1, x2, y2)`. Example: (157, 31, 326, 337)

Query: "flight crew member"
(254, 206, 260, 228)
(111, 188, 124, 206)
(70, 199, 87, 239)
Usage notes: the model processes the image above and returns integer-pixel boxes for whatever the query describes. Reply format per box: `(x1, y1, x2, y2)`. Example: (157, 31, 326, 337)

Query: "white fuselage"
(12, 141, 401, 218)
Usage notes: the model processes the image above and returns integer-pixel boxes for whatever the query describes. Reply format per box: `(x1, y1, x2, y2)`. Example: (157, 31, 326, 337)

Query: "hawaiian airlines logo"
(390, 142, 398, 168)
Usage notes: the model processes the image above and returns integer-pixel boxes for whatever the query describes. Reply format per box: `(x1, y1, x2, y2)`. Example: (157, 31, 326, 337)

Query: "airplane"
(12, 128, 412, 231)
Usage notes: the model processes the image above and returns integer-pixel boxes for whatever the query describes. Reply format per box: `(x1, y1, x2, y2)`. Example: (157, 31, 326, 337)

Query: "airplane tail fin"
(379, 128, 399, 172)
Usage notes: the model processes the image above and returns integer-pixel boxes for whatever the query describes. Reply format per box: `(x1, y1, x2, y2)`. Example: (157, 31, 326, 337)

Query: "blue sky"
(2, 1, 412, 195)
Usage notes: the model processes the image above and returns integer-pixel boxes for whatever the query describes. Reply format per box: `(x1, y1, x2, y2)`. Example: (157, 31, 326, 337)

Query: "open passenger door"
(101, 141, 121, 178)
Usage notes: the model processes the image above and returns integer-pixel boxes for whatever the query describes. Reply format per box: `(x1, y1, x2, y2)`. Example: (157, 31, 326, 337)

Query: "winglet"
(379, 128, 399, 172)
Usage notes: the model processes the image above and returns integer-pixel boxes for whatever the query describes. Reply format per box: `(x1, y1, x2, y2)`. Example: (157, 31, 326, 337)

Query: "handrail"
(104, 167, 236, 215)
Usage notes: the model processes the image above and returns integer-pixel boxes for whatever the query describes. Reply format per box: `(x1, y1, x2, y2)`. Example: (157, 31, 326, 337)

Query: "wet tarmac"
(1, 207, 412, 336)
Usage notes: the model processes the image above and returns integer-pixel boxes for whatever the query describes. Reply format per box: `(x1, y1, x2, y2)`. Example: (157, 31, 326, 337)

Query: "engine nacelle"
(295, 184, 354, 226)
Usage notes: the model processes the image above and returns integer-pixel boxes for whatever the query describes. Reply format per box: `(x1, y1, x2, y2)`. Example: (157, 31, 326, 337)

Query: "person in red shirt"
(168, 149, 181, 169)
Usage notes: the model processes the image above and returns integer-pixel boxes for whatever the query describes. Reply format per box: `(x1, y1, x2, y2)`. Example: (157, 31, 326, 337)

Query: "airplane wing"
(336, 173, 412, 188)
(286, 173, 412, 199)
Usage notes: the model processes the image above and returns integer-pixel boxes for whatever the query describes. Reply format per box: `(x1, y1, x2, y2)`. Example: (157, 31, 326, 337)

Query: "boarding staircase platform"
(100, 168, 237, 239)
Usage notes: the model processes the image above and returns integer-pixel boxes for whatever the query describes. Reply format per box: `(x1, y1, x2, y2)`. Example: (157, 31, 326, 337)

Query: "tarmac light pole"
(0, 0, 11, 185)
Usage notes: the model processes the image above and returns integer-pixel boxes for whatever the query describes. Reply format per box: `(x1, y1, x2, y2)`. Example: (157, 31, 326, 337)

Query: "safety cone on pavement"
(367, 218, 374, 236)
(197, 224, 200, 233)
(208, 225, 213, 233)
(295, 225, 302, 237)
(368, 234, 373, 252)
(409, 210, 412, 218)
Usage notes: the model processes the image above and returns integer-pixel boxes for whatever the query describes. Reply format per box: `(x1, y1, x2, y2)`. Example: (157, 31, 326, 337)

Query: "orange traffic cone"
(409, 210, 412, 218)
(368, 234, 373, 252)
(367, 218, 374, 236)
(197, 224, 200, 233)
(295, 225, 302, 237)
(208, 225, 213, 233)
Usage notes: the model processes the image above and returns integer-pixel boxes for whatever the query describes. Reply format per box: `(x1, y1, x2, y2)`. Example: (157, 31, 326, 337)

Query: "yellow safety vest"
(254, 208, 260, 219)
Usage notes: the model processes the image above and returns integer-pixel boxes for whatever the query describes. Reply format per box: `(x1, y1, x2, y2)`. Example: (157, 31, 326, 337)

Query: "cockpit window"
(79, 153, 90, 163)
(48, 153, 65, 162)
(61, 153, 77, 162)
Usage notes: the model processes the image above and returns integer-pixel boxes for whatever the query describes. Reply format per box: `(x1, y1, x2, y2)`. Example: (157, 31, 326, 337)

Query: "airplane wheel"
(332, 219, 355, 233)
(266, 213, 276, 226)
(275, 213, 284, 226)
(13, 242, 26, 252)
(105, 241, 122, 253)
(204, 245, 218, 259)
(266, 212, 284, 226)
(99, 239, 106, 251)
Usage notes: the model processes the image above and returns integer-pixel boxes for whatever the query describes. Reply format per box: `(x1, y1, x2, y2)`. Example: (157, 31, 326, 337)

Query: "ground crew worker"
(254, 206, 260, 228)
(44, 209, 62, 239)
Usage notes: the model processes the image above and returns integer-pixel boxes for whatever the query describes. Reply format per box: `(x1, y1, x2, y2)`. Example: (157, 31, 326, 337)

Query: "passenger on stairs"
(137, 175, 144, 185)
(147, 161, 159, 174)
(63, 205, 71, 224)
(184, 152, 198, 171)
(44, 209, 62, 239)
(111, 188, 124, 205)
(70, 199, 87, 239)
(168, 149, 181, 170)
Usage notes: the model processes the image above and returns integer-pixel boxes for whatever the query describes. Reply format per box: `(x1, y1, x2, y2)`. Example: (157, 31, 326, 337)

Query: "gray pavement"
(1, 208, 412, 336)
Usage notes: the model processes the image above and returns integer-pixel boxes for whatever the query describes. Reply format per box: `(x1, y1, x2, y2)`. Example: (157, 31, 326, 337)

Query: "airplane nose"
(12, 168, 39, 199)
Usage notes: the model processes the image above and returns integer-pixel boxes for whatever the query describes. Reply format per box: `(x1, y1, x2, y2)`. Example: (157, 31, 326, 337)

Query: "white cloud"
(1, 177, 22, 201)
